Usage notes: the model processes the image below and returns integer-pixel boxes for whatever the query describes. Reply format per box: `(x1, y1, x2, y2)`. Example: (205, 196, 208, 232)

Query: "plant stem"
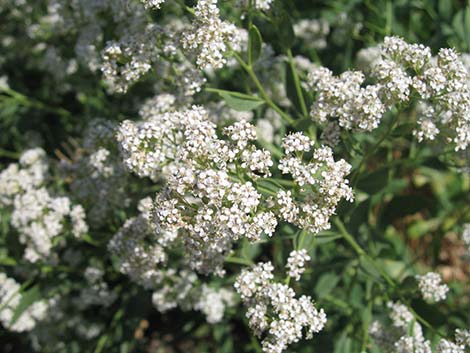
(333, 217, 448, 339)
(0, 148, 20, 159)
(333, 217, 395, 288)
(286, 49, 308, 117)
(351, 113, 399, 186)
(231, 50, 295, 125)
(225, 256, 254, 266)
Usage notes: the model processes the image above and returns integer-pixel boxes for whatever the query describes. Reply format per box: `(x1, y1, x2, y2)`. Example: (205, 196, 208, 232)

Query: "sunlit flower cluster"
(235, 262, 326, 353)
(0, 149, 88, 263)
(181, 0, 241, 70)
(415, 272, 449, 303)
(310, 36, 470, 150)
(277, 133, 354, 233)
(0, 273, 49, 332)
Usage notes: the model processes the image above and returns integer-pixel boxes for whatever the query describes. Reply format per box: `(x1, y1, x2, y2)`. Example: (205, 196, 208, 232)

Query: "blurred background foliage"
(0, 0, 469, 352)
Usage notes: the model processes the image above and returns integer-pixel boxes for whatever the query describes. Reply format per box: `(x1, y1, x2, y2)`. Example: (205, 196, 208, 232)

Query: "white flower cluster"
(139, 93, 177, 118)
(293, 19, 330, 50)
(76, 266, 117, 308)
(193, 285, 235, 324)
(108, 198, 177, 289)
(277, 133, 354, 233)
(436, 339, 466, 353)
(286, 249, 310, 281)
(0, 149, 88, 263)
(311, 36, 470, 150)
(101, 25, 164, 93)
(415, 272, 449, 303)
(140, 0, 165, 10)
(152, 271, 236, 324)
(0, 273, 48, 332)
(235, 0, 274, 11)
(308, 67, 385, 131)
(370, 301, 431, 353)
(370, 301, 468, 353)
(456, 329, 470, 347)
(181, 0, 241, 70)
(109, 198, 235, 323)
(235, 262, 326, 353)
(62, 120, 128, 226)
(12, 188, 87, 262)
(378, 37, 470, 150)
(117, 105, 277, 275)
(0, 147, 48, 206)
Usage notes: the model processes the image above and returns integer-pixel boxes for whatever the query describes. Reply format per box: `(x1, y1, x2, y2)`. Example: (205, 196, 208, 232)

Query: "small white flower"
(415, 272, 449, 303)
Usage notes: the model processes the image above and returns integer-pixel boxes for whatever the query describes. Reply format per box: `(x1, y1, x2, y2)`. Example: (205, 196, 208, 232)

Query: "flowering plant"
(0, 0, 469, 352)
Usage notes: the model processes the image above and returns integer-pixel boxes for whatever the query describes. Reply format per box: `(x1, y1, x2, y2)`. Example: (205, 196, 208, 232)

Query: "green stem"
(231, 50, 295, 125)
(333, 217, 395, 288)
(175, 0, 195, 15)
(352, 113, 399, 186)
(0, 280, 33, 314)
(286, 49, 308, 117)
(0, 148, 20, 159)
(3, 89, 70, 117)
(296, 230, 308, 250)
(225, 256, 254, 266)
(333, 218, 447, 339)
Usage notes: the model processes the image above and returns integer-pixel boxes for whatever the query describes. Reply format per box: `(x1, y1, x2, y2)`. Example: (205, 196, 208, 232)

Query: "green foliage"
(0, 0, 469, 353)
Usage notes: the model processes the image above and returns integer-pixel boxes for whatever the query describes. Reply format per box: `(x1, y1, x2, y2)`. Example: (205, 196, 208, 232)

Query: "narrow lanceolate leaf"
(464, 5, 470, 50)
(206, 88, 265, 111)
(9, 285, 41, 326)
(248, 25, 262, 66)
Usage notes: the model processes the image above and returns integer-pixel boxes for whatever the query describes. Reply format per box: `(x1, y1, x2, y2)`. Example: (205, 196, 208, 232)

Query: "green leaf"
(452, 9, 468, 50)
(465, 6, 470, 50)
(206, 88, 265, 111)
(0, 257, 16, 266)
(358, 257, 383, 283)
(400, 275, 418, 293)
(382, 195, 431, 223)
(334, 331, 352, 353)
(356, 168, 389, 195)
(438, 0, 453, 20)
(407, 218, 441, 239)
(285, 61, 307, 115)
(248, 25, 262, 65)
(274, 13, 295, 50)
(315, 232, 342, 244)
(411, 299, 446, 326)
(219, 92, 264, 111)
(9, 285, 41, 326)
(315, 272, 339, 298)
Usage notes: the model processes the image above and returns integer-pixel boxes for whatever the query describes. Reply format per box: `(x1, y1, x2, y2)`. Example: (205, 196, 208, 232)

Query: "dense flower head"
(370, 301, 428, 353)
(0, 148, 88, 263)
(311, 35, 470, 150)
(140, 0, 166, 9)
(2, 2, 470, 351)
(293, 18, 330, 50)
(181, 0, 241, 70)
(235, 262, 326, 353)
(277, 135, 353, 233)
(415, 272, 449, 303)
(308, 67, 385, 131)
(117, 106, 278, 275)
(286, 249, 310, 281)
(101, 25, 164, 93)
(0, 273, 49, 332)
